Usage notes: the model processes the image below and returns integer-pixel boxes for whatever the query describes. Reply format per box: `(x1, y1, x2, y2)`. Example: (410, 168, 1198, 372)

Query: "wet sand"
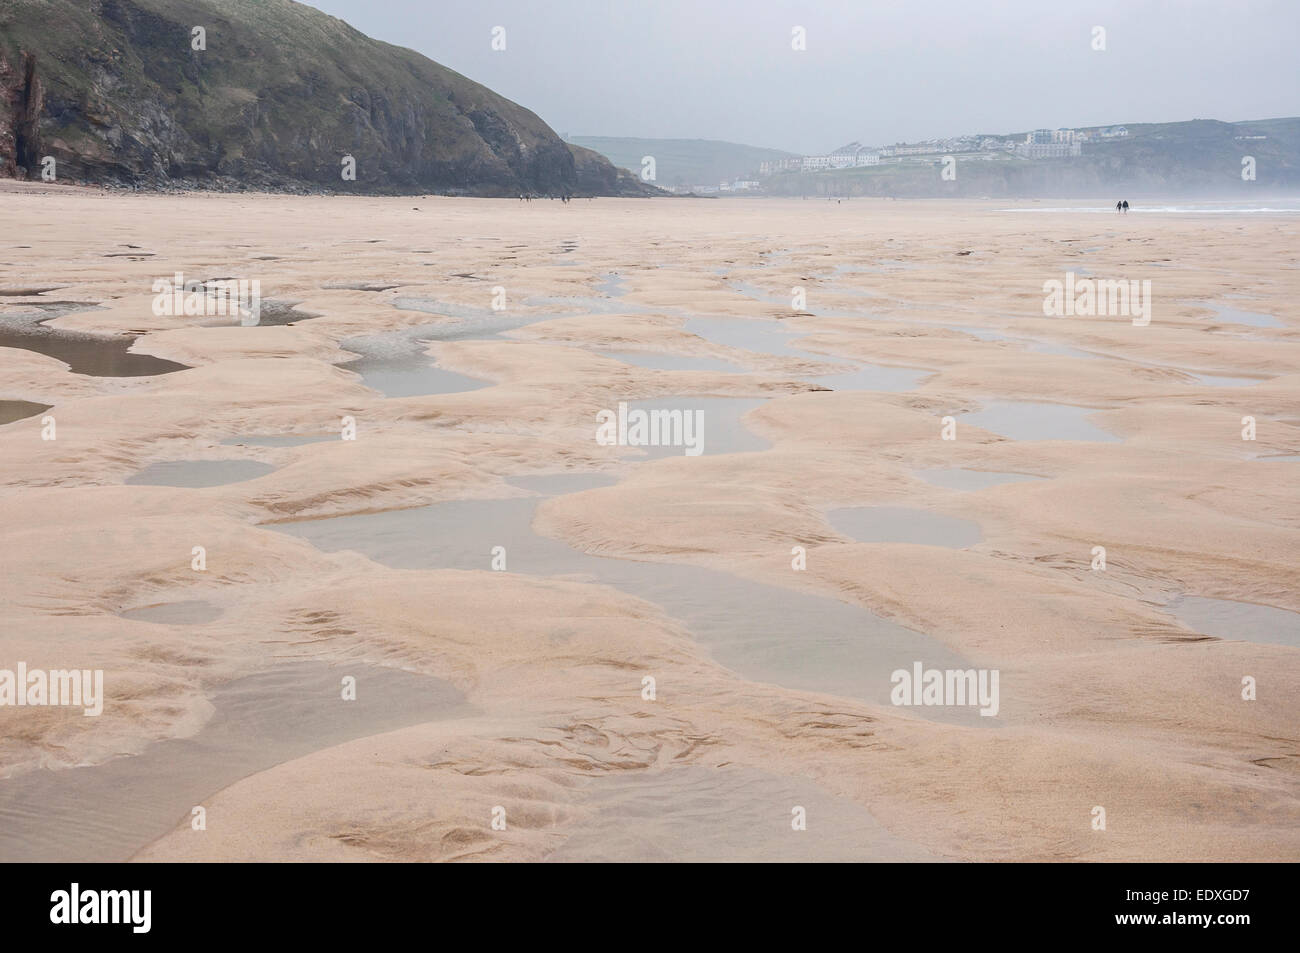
(0, 662, 468, 861)
(1, 185, 1297, 862)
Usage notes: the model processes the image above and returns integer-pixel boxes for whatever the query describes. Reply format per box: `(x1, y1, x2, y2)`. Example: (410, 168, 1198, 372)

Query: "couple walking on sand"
(1115, 200, 1130, 213)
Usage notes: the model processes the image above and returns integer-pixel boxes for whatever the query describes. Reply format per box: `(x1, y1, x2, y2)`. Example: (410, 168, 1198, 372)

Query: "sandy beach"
(1, 185, 1297, 862)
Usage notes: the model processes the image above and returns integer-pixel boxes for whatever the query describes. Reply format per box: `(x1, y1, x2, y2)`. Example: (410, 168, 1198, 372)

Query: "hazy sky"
(299, 0, 1299, 154)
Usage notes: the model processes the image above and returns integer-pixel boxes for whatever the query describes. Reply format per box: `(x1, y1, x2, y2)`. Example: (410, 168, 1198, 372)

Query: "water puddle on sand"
(1194, 301, 1285, 330)
(347, 351, 489, 398)
(914, 468, 1043, 491)
(619, 397, 769, 458)
(126, 460, 275, 488)
(342, 315, 495, 397)
(683, 316, 926, 392)
(813, 363, 927, 392)
(729, 278, 884, 317)
(321, 282, 400, 292)
(272, 470, 976, 719)
(0, 662, 469, 861)
(506, 473, 620, 495)
(943, 325, 1100, 361)
(725, 280, 786, 305)
(376, 293, 921, 394)
(594, 273, 628, 297)
(221, 433, 335, 448)
(961, 400, 1120, 442)
(1165, 597, 1300, 649)
(0, 287, 66, 296)
(826, 506, 983, 548)
(0, 399, 50, 426)
(207, 299, 322, 328)
(179, 297, 321, 329)
(120, 599, 224, 625)
(685, 315, 802, 357)
(276, 301, 971, 715)
(1190, 373, 1264, 387)
(0, 317, 188, 377)
(1021, 337, 1104, 360)
(545, 764, 937, 862)
(341, 297, 597, 397)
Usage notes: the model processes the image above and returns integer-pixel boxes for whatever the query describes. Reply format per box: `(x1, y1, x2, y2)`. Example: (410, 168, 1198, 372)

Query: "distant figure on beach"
(1122, 200, 1129, 214)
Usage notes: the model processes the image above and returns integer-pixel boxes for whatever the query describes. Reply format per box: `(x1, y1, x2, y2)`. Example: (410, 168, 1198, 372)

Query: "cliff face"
(568, 142, 654, 196)
(0, 0, 655, 196)
(0, 46, 39, 179)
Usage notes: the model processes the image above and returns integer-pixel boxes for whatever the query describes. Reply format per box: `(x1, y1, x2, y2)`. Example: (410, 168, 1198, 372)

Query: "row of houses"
(671, 179, 761, 195)
(799, 150, 881, 172)
(1009, 125, 1127, 158)
(1020, 125, 1128, 145)
(755, 125, 1132, 180)
(1016, 140, 1083, 158)
(759, 157, 802, 175)
(759, 150, 881, 175)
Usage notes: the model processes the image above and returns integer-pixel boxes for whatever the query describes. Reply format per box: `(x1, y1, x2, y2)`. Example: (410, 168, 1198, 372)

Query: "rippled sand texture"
(1, 185, 1297, 862)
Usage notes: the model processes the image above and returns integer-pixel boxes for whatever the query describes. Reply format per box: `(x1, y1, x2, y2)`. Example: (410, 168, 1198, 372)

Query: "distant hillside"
(0, 0, 656, 196)
(570, 136, 796, 188)
(765, 118, 1300, 198)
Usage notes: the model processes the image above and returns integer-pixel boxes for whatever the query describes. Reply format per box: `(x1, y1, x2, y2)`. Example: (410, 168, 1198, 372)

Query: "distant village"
(673, 125, 1130, 194)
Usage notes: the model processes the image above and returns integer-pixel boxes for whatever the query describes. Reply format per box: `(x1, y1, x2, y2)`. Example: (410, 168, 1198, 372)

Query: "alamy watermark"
(0, 663, 103, 716)
(890, 662, 999, 716)
(151, 272, 262, 326)
(50, 884, 150, 933)
(595, 402, 704, 456)
(1043, 271, 1151, 326)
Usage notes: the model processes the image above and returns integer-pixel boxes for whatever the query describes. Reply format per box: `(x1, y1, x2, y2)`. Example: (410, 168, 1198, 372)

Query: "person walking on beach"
(1116, 200, 1123, 213)
(1122, 200, 1129, 214)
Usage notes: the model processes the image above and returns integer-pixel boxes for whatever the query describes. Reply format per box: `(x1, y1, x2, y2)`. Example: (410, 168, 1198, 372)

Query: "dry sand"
(1, 184, 1296, 861)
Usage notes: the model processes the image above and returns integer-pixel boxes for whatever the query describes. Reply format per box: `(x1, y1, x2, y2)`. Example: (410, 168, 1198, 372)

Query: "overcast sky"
(299, 0, 1299, 154)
